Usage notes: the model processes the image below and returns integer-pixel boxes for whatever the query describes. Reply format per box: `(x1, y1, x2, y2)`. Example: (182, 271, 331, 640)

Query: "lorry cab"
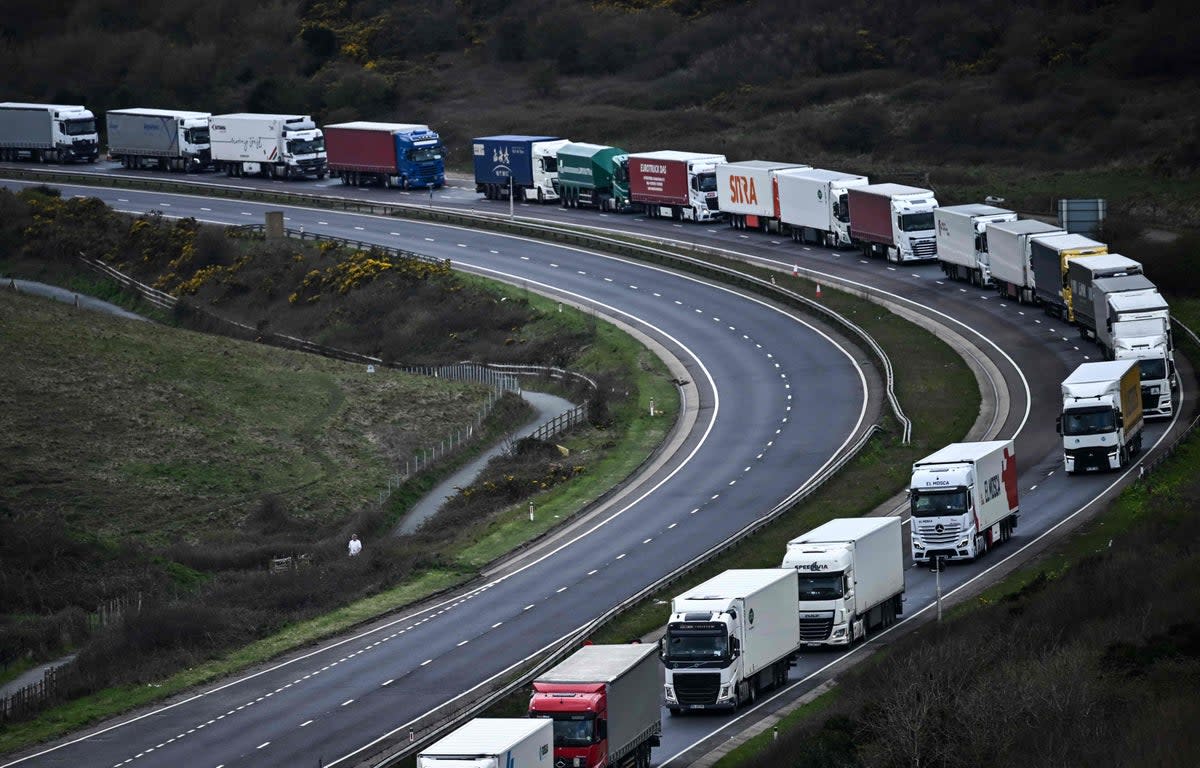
(687, 158, 722, 221)
(891, 194, 938, 262)
(529, 684, 607, 768)
(909, 463, 978, 562)
(611, 154, 631, 210)
(392, 124, 445, 189)
(661, 611, 741, 710)
(281, 121, 327, 178)
(531, 139, 571, 202)
(782, 544, 856, 644)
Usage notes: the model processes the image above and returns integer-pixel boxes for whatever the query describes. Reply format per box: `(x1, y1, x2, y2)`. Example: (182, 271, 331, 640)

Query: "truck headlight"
(913, 541, 925, 550)
(664, 685, 676, 702)
(719, 685, 731, 699)
(958, 539, 969, 548)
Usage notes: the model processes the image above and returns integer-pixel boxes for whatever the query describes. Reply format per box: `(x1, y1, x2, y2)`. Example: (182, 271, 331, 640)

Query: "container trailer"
(0, 102, 99, 163)
(324, 121, 444, 189)
(716, 160, 809, 231)
(1028, 232, 1108, 320)
(782, 517, 904, 647)
(530, 644, 660, 768)
(847, 183, 939, 263)
(909, 440, 1020, 565)
(106, 108, 211, 171)
(662, 569, 799, 713)
(621, 150, 726, 223)
(556, 142, 628, 211)
(416, 718, 552, 768)
(209, 113, 327, 179)
(986, 219, 1064, 304)
(1066, 253, 1143, 335)
(933, 204, 1018, 287)
(473, 135, 569, 203)
(776, 168, 869, 247)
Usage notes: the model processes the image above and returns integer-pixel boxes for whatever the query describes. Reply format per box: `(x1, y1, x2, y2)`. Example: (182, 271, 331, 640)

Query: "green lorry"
(556, 142, 628, 211)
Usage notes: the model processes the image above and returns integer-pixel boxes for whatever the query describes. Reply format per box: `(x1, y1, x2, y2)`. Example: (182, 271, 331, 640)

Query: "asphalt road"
(0, 168, 1192, 767)
(0, 178, 872, 768)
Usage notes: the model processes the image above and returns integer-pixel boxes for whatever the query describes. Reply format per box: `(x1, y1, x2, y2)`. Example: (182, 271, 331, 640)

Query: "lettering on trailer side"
(728, 175, 759, 205)
(982, 473, 1002, 504)
(640, 163, 667, 174)
(1002, 447, 1019, 509)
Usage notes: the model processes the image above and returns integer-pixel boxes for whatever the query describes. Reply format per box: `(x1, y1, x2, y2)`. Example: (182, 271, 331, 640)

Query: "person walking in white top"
(348, 534, 362, 557)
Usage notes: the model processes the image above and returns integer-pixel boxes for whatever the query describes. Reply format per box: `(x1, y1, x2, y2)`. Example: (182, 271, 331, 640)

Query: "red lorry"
(529, 643, 660, 768)
(623, 150, 726, 223)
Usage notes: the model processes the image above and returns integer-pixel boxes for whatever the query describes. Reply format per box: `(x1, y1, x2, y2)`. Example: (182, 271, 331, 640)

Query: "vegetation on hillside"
(2, 2, 1198, 222)
(0, 185, 648, 718)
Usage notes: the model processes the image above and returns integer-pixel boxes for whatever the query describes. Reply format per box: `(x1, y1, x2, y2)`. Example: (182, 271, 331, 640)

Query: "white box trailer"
(782, 517, 904, 646)
(776, 167, 869, 248)
(934, 204, 1018, 287)
(662, 569, 800, 712)
(716, 160, 809, 231)
(0, 102, 99, 163)
(910, 440, 1020, 564)
(106, 108, 212, 171)
(987, 219, 1065, 303)
(209, 113, 327, 179)
(417, 718, 551, 768)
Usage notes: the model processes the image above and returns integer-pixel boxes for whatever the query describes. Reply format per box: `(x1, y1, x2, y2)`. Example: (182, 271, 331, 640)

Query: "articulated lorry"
(987, 219, 1065, 304)
(209, 113, 326, 179)
(1067, 253, 1143, 336)
(716, 160, 809, 231)
(530, 644, 660, 768)
(909, 440, 1020, 565)
(557, 142, 628, 211)
(622, 150, 726, 222)
(776, 168, 869, 247)
(847, 183, 939, 263)
(0, 102, 99, 163)
(1091, 279, 1174, 417)
(1059, 360, 1144, 473)
(934, 204, 1018, 287)
(1029, 232, 1108, 320)
(106, 108, 211, 172)
(662, 569, 799, 713)
(417, 718, 551, 768)
(324, 121, 444, 189)
(473, 135, 569, 203)
(781, 517, 904, 647)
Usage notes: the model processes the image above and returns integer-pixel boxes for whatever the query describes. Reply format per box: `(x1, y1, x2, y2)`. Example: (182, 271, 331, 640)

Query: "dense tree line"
(1, 1, 1197, 174)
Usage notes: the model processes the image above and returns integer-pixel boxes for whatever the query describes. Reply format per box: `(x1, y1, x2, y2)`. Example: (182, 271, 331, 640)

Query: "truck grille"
(673, 673, 720, 706)
(913, 519, 962, 545)
(705, 197, 720, 211)
(799, 617, 833, 641)
(1067, 447, 1113, 470)
(911, 239, 937, 260)
(1143, 390, 1160, 410)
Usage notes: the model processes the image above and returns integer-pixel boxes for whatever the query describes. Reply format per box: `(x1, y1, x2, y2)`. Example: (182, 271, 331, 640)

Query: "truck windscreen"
(62, 119, 96, 136)
(797, 573, 844, 600)
(665, 629, 727, 660)
(1062, 407, 1117, 436)
(532, 714, 595, 747)
(409, 146, 443, 162)
(900, 212, 934, 232)
(697, 173, 717, 192)
(911, 489, 969, 517)
(287, 138, 325, 155)
(1137, 358, 1166, 379)
(185, 128, 210, 145)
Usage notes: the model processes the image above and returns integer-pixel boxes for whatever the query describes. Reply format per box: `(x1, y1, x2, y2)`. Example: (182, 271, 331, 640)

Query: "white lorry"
(934, 204, 1018, 287)
(847, 183, 939, 262)
(909, 440, 1020, 565)
(0, 102, 99, 163)
(417, 718, 551, 768)
(776, 168, 870, 247)
(623, 150, 727, 222)
(1059, 360, 1144, 473)
(529, 644, 660, 768)
(662, 569, 799, 713)
(781, 517, 904, 647)
(106, 108, 211, 172)
(716, 160, 809, 231)
(1099, 284, 1175, 417)
(209, 113, 327, 179)
(986, 219, 1064, 304)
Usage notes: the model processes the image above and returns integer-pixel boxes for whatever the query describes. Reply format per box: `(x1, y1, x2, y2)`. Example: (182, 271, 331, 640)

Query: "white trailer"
(417, 718, 551, 768)
(1060, 360, 1143, 473)
(934, 204, 1018, 287)
(776, 168, 869, 248)
(106, 108, 211, 171)
(910, 440, 1020, 565)
(987, 219, 1065, 303)
(0, 102, 99, 163)
(209, 113, 327, 179)
(716, 160, 809, 232)
(782, 517, 904, 646)
(1093, 282, 1174, 418)
(662, 569, 799, 713)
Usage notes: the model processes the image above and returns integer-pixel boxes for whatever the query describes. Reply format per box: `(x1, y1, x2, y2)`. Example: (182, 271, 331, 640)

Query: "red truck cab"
(530, 682, 609, 768)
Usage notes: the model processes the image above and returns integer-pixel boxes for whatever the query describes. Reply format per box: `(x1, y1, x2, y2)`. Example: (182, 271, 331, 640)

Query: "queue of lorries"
(2, 101, 1171, 762)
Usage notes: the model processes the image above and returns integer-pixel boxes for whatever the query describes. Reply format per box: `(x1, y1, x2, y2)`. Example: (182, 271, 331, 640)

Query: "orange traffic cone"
(792, 264, 799, 277)
(816, 283, 823, 299)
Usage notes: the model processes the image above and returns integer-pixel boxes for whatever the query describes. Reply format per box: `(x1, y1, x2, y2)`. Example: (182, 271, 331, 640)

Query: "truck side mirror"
(1055, 416, 1062, 435)
(729, 636, 740, 657)
(658, 637, 666, 659)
